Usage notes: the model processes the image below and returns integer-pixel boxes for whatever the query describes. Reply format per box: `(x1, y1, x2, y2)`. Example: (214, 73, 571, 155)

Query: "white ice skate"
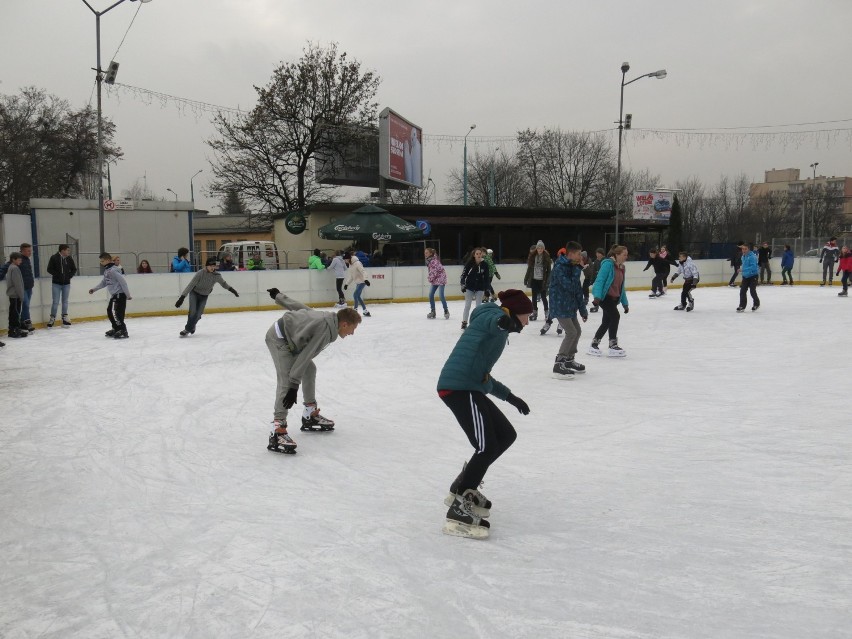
(301, 404, 335, 432)
(267, 421, 297, 454)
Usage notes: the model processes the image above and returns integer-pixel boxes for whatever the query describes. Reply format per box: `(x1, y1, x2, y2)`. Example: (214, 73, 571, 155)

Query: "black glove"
(507, 393, 530, 415)
(819, 259, 822, 263)
(623, 306, 629, 314)
(495, 272, 501, 280)
(670, 274, 679, 282)
(344, 284, 348, 290)
(267, 288, 280, 299)
(461, 287, 467, 293)
(282, 386, 299, 409)
(592, 298, 601, 307)
(175, 295, 185, 308)
(497, 314, 513, 331)
(365, 280, 370, 286)
(231, 289, 239, 297)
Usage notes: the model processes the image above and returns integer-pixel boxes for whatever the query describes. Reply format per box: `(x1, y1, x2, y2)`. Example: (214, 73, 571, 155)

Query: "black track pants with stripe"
(441, 390, 517, 492)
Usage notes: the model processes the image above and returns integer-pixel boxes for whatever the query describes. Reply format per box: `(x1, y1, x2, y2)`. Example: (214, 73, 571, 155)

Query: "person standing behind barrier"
(46, 244, 77, 328)
(343, 252, 371, 317)
(780, 245, 794, 285)
(588, 245, 629, 357)
(757, 241, 773, 285)
(737, 243, 760, 312)
(329, 250, 348, 307)
(820, 237, 839, 286)
(172, 247, 192, 273)
(218, 254, 236, 272)
(307, 249, 326, 270)
(460, 248, 489, 330)
(524, 241, 552, 321)
(112, 256, 125, 274)
(425, 247, 449, 319)
(137, 259, 154, 274)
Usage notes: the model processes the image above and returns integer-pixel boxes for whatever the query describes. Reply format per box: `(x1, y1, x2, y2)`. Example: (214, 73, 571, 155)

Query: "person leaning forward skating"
(175, 257, 239, 336)
(437, 289, 532, 540)
(264, 288, 362, 454)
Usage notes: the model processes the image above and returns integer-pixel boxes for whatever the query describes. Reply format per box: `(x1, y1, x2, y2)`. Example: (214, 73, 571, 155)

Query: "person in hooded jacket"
(524, 241, 552, 321)
(670, 251, 700, 311)
(544, 241, 589, 378)
(459, 248, 489, 330)
(588, 245, 629, 357)
(437, 289, 532, 539)
(329, 250, 348, 306)
(172, 247, 193, 273)
(343, 252, 371, 316)
(46, 244, 77, 328)
(425, 247, 449, 319)
(174, 257, 240, 337)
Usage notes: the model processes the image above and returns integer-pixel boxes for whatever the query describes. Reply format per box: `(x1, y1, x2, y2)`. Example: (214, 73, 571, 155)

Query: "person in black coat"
(728, 241, 743, 287)
(460, 248, 489, 329)
(46, 244, 78, 327)
(642, 248, 670, 297)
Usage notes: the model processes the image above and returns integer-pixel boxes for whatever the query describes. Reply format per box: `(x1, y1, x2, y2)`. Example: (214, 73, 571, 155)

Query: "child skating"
(837, 246, 852, 296)
(343, 252, 371, 317)
(670, 251, 700, 311)
(437, 289, 532, 539)
(175, 257, 239, 337)
(264, 288, 361, 454)
(545, 241, 588, 379)
(588, 246, 629, 357)
(88, 252, 132, 338)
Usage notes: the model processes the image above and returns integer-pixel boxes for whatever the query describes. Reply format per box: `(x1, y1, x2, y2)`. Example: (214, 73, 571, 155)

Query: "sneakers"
(267, 422, 297, 454)
(301, 404, 335, 432)
(461, 321, 467, 330)
(443, 494, 490, 539)
(47, 316, 55, 328)
(540, 320, 553, 335)
(552, 354, 576, 380)
(427, 310, 436, 319)
(588, 339, 602, 356)
(607, 339, 626, 358)
(61, 316, 71, 328)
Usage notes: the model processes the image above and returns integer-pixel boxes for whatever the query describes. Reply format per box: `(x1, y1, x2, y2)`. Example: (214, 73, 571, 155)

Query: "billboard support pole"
(378, 176, 387, 204)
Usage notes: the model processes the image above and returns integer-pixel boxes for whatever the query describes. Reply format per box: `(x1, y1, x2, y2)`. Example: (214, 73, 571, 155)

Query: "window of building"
(206, 240, 217, 254)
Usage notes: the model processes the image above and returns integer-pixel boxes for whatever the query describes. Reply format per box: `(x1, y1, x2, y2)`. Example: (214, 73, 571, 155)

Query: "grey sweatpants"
(557, 316, 582, 359)
(265, 325, 316, 422)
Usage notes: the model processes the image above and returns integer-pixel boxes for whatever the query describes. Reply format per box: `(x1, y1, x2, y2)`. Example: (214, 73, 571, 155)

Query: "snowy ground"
(1, 285, 851, 639)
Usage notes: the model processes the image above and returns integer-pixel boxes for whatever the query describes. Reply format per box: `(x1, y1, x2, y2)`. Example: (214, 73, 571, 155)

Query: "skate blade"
(267, 445, 297, 454)
(442, 520, 489, 539)
(300, 424, 335, 432)
(606, 352, 627, 358)
(552, 372, 576, 381)
(587, 349, 603, 357)
(442, 494, 490, 517)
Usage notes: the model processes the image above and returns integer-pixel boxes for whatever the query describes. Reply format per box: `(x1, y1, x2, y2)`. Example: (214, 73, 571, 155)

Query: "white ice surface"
(1, 286, 851, 638)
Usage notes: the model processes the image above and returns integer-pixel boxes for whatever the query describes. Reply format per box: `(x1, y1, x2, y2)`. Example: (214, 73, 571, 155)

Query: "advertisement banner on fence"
(633, 191, 673, 221)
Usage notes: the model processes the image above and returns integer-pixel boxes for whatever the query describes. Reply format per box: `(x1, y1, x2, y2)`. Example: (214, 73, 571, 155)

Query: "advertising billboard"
(314, 126, 381, 188)
(379, 108, 423, 188)
(632, 191, 673, 221)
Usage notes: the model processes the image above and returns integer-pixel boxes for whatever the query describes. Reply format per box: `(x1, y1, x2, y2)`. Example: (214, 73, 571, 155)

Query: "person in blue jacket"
(172, 247, 193, 273)
(780, 244, 794, 285)
(588, 245, 629, 357)
(737, 242, 760, 312)
(437, 289, 532, 540)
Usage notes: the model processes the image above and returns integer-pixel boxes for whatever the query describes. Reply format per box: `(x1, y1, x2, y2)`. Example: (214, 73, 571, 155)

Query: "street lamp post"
(614, 62, 667, 245)
(190, 169, 203, 205)
(463, 124, 476, 206)
(809, 162, 819, 239)
(166, 188, 178, 202)
(80, 0, 152, 257)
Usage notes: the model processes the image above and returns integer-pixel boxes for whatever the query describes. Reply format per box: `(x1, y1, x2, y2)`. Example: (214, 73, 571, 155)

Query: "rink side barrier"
(0, 258, 828, 332)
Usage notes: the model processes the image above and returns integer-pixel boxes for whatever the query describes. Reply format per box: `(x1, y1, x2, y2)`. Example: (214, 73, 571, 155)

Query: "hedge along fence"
(0, 257, 828, 331)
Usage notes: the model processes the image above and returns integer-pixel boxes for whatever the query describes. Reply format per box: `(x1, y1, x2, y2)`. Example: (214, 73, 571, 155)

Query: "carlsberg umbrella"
(317, 205, 425, 242)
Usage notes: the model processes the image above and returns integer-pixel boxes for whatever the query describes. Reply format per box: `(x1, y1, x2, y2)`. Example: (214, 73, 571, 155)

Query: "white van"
(217, 241, 281, 270)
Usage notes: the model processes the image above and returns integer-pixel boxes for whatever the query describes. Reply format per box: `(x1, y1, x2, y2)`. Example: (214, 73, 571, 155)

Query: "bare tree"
(445, 149, 529, 207)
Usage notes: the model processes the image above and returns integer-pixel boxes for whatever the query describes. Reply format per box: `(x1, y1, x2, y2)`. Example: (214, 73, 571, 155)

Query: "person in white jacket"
(329, 250, 348, 306)
(670, 252, 700, 312)
(343, 252, 371, 316)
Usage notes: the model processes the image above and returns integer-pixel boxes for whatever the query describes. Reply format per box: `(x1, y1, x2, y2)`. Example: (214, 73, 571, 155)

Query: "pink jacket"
(427, 255, 447, 285)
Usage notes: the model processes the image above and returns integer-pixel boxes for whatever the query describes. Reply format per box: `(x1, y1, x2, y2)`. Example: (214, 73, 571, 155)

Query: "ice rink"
(2, 285, 850, 638)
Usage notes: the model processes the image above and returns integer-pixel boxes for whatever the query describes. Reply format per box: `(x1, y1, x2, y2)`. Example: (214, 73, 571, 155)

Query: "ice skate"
(61, 316, 71, 328)
(752, 304, 760, 312)
(529, 310, 538, 321)
(24, 320, 35, 333)
(46, 316, 55, 328)
(113, 329, 129, 339)
(8, 328, 28, 338)
(362, 310, 371, 317)
(267, 422, 297, 454)
(589, 306, 598, 313)
(673, 304, 686, 310)
(444, 310, 450, 319)
(105, 329, 116, 337)
(736, 307, 745, 313)
(442, 499, 490, 540)
(556, 326, 563, 335)
(587, 339, 602, 356)
(540, 321, 553, 336)
(607, 338, 626, 358)
(300, 404, 335, 432)
(686, 301, 694, 312)
(443, 463, 492, 517)
(648, 292, 658, 299)
(552, 354, 576, 380)
(839, 290, 848, 297)
(427, 310, 436, 319)
(565, 357, 586, 373)
(179, 329, 191, 337)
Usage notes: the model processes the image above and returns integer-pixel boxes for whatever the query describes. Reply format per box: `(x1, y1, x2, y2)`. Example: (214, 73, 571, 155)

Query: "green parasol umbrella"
(317, 204, 425, 242)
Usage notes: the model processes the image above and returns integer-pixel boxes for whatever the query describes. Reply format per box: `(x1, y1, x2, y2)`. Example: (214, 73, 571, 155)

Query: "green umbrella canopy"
(317, 205, 425, 242)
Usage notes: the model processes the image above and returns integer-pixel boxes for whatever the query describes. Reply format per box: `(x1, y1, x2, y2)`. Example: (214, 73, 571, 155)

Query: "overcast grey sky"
(3, 0, 851, 214)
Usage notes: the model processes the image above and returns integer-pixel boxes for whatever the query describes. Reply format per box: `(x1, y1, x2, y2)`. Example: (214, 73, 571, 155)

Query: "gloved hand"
(282, 386, 299, 409)
(670, 274, 679, 282)
(495, 272, 501, 280)
(507, 393, 530, 415)
(837, 271, 841, 277)
(592, 298, 601, 307)
(344, 284, 348, 290)
(231, 289, 239, 297)
(175, 295, 185, 308)
(623, 306, 629, 314)
(461, 287, 467, 293)
(267, 288, 280, 299)
(497, 314, 513, 331)
(365, 280, 371, 286)
(819, 259, 823, 263)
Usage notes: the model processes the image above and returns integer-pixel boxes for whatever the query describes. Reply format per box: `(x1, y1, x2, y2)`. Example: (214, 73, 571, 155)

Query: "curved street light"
(463, 124, 476, 206)
(166, 188, 178, 202)
(614, 62, 667, 245)
(190, 169, 203, 205)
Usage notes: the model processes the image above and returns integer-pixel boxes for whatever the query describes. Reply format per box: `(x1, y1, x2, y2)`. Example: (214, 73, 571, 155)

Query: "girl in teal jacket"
(589, 245, 629, 357)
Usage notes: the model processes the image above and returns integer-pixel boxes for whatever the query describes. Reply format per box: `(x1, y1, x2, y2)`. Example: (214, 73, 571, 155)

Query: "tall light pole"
(190, 169, 203, 205)
(166, 188, 178, 202)
(614, 62, 667, 245)
(463, 124, 476, 206)
(80, 0, 153, 257)
(809, 162, 819, 239)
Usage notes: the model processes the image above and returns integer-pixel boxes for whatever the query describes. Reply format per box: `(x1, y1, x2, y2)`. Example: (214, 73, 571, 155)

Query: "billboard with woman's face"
(379, 108, 423, 188)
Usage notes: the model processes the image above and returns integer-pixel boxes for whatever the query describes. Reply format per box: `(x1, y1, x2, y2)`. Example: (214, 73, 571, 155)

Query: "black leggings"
(593, 296, 621, 342)
(441, 390, 517, 492)
(108, 293, 127, 332)
(530, 279, 548, 313)
(335, 278, 345, 300)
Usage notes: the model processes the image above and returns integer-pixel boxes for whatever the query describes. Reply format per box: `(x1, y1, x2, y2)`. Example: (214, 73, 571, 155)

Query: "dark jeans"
(7, 297, 23, 333)
(823, 261, 835, 284)
(739, 276, 760, 308)
(759, 264, 771, 283)
(593, 296, 620, 342)
(531, 279, 548, 313)
(107, 293, 128, 332)
(582, 278, 591, 303)
(441, 390, 517, 492)
(651, 273, 666, 294)
(781, 267, 793, 284)
(842, 271, 851, 290)
(185, 291, 208, 332)
(728, 266, 739, 286)
(335, 278, 345, 302)
(680, 281, 696, 306)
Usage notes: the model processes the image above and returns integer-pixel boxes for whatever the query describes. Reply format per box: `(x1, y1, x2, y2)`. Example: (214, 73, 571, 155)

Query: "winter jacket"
(354, 250, 370, 267)
(674, 256, 700, 283)
(181, 270, 236, 297)
(307, 254, 325, 270)
(460, 259, 489, 292)
(781, 249, 794, 269)
(91, 263, 131, 297)
(2, 256, 36, 288)
(820, 245, 839, 264)
(643, 255, 671, 275)
(729, 247, 742, 268)
(548, 255, 588, 320)
(586, 257, 602, 284)
(343, 255, 367, 286)
(427, 255, 447, 286)
(757, 246, 772, 266)
(218, 259, 236, 271)
(483, 254, 500, 278)
(247, 257, 265, 270)
(270, 293, 339, 388)
(5, 263, 25, 300)
(591, 257, 629, 307)
(741, 251, 759, 278)
(524, 251, 552, 288)
(329, 256, 347, 278)
(172, 256, 192, 273)
(658, 250, 677, 276)
(47, 252, 77, 285)
(436, 304, 514, 400)
(837, 253, 852, 272)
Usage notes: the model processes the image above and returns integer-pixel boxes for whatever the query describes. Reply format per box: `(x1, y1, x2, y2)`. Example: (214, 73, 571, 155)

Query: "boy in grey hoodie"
(264, 289, 361, 453)
(5, 252, 28, 338)
(175, 257, 239, 337)
(88, 252, 132, 339)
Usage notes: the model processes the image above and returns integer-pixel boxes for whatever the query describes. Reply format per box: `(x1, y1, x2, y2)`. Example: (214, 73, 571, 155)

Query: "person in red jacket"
(836, 246, 852, 297)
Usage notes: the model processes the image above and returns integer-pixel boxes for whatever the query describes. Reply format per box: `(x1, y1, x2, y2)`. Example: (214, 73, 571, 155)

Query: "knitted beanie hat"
(498, 289, 533, 316)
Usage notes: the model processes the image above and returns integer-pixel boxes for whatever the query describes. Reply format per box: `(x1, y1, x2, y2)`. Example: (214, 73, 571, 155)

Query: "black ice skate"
(540, 320, 553, 335)
(267, 424, 297, 454)
(444, 310, 450, 319)
(443, 463, 492, 517)
(47, 316, 55, 328)
(301, 404, 335, 432)
(61, 316, 71, 328)
(686, 300, 694, 312)
(673, 304, 686, 310)
(105, 329, 116, 337)
(552, 354, 576, 380)
(427, 310, 436, 319)
(179, 330, 191, 337)
(443, 494, 491, 540)
(565, 357, 586, 373)
(113, 329, 129, 339)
